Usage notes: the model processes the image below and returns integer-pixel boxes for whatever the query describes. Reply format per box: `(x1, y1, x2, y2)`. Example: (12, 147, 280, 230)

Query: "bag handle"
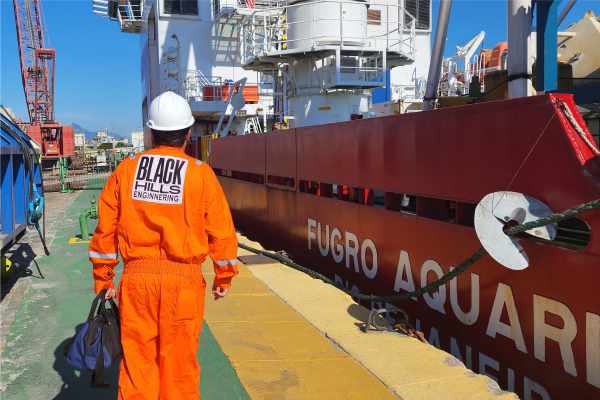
(108, 297, 120, 326)
(87, 290, 107, 321)
(87, 290, 121, 324)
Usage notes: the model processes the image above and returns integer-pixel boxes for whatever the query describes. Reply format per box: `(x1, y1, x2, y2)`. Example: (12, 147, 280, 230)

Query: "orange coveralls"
(89, 146, 238, 400)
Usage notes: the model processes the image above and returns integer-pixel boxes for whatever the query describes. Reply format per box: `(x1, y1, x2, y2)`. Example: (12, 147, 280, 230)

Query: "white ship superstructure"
(387, 0, 431, 108)
(92, 0, 431, 135)
(224, 0, 431, 126)
(92, 0, 274, 147)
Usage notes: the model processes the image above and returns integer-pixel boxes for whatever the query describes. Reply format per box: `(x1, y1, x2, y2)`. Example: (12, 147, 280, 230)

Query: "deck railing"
(173, 72, 271, 105)
(239, 0, 417, 64)
(92, 0, 143, 33)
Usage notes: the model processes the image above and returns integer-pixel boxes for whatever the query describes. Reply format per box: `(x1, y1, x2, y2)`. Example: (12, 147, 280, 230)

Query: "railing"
(239, 0, 417, 64)
(92, 0, 143, 33)
(117, 1, 143, 23)
(439, 53, 492, 97)
(42, 147, 145, 192)
(391, 80, 426, 101)
(212, 0, 286, 19)
(173, 72, 271, 105)
(92, 0, 109, 16)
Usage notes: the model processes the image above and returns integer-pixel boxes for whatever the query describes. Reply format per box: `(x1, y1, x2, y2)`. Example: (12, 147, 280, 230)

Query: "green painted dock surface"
(0, 185, 249, 400)
(1, 183, 513, 400)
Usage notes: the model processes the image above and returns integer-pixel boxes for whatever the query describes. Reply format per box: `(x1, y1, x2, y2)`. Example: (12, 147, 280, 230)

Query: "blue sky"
(1, 0, 141, 137)
(433, 0, 599, 65)
(1, 1, 598, 137)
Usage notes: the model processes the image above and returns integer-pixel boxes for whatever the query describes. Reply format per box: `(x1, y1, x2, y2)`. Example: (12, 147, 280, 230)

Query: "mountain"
(71, 123, 128, 141)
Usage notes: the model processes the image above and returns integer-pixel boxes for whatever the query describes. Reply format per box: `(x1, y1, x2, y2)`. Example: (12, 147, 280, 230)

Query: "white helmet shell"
(146, 91, 195, 131)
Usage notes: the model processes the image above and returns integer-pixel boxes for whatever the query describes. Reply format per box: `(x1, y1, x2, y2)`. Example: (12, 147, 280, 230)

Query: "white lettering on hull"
(587, 312, 600, 388)
(479, 352, 500, 382)
(450, 337, 472, 369)
(449, 267, 480, 325)
(429, 327, 440, 349)
(361, 238, 377, 279)
(308, 219, 317, 250)
(331, 228, 343, 263)
(393, 250, 417, 301)
(309, 222, 378, 280)
(318, 223, 329, 256)
(421, 260, 446, 314)
(429, 325, 553, 398)
(508, 368, 515, 392)
(486, 283, 528, 353)
(524, 377, 551, 400)
(534, 294, 578, 377)
(306, 218, 600, 396)
(345, 231, 360, 273)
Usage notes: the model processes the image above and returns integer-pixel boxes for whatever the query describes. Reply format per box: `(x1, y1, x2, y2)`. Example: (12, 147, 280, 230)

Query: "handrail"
(174, 72, 269, 105)
(235, 0, 417, 65)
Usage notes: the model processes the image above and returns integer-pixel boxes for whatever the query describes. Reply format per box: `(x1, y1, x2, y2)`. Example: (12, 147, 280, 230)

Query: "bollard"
(59, 157, 75, 193)
(79, 196, 99, 241)
(1, 257, 13, 283)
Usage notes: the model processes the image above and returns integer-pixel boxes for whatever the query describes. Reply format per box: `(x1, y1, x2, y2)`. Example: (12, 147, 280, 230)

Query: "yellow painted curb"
(68, 238, 90, 244)
(202, 257, 399, 399)
(233, 234, 519, 400)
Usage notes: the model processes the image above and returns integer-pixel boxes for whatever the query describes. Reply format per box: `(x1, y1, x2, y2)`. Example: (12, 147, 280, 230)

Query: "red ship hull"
(208, 94, 600, 399)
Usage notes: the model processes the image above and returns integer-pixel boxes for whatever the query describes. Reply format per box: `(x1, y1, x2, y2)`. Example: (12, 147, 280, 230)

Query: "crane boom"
(13, 0, 55, 125)
(12, 0, 72, 160)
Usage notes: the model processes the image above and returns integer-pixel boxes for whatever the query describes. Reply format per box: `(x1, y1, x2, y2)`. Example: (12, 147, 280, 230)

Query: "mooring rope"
(559, 101, 600, 156)
(238, 198, 600, 303)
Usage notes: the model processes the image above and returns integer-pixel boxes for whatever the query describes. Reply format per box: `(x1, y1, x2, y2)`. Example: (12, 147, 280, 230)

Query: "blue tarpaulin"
(1, 112, 43, 255)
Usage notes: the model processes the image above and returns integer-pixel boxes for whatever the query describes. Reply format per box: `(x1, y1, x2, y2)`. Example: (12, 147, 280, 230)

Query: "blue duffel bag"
(63, 289, 122, 388)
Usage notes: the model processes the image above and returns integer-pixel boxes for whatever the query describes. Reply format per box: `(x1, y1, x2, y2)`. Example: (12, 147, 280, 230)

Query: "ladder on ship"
(246, 117, 264, 134)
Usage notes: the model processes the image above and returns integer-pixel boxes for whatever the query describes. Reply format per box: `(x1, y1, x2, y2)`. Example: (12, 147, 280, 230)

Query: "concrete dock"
(1, 186, 517, 399)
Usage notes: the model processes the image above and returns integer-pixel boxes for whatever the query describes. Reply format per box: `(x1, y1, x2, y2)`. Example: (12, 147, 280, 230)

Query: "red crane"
(13, 0, 74, 160)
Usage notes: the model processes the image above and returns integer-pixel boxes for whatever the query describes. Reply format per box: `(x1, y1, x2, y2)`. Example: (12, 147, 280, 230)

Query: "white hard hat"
(146, 91, 195, 131)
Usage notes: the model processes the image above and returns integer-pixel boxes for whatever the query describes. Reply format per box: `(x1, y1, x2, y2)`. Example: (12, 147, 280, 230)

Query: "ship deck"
(0, 186, 515, 399)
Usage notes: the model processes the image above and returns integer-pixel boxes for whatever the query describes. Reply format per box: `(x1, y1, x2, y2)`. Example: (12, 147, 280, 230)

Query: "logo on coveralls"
(132, 155, 188, 204)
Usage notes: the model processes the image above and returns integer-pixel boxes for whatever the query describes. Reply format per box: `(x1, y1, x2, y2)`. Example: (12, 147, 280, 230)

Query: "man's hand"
(212, 283, 229, 300)
(105, 288, 116, 300)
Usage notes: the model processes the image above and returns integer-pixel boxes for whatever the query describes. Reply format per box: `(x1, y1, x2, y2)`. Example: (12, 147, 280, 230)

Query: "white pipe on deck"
(507, 0, 532, 99)
(423, 0, 452, 110)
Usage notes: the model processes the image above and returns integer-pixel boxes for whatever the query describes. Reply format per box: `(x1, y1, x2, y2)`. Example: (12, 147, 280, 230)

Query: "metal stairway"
(246, 117, 264, 134)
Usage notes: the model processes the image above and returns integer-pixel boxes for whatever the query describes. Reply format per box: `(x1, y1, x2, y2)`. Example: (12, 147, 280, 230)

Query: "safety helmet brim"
(146, 116, 195, 131)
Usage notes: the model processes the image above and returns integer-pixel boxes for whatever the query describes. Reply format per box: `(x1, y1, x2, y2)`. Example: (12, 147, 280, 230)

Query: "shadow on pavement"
(347, 303, 370, 332)
(53, 324, 120, 400)
(1, 243, 43, 303)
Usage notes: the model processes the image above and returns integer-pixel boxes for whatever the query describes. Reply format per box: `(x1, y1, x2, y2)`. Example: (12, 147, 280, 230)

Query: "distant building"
(131, 131, 144, 152)
(74, 133, 85, 148)
(93, 135, 115, 149)
(0, 107, 18, 121)
(96, 131, 107, 138)
(117, 138, 129, 144)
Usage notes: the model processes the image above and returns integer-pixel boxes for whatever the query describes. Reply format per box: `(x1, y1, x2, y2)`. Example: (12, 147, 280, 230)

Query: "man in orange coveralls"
(89, 91, 239, 400)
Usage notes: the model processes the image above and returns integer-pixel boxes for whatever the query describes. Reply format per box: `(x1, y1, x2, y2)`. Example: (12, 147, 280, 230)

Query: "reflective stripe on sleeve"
(215, 259, 237, 266)
(89, 251, 118, 259)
